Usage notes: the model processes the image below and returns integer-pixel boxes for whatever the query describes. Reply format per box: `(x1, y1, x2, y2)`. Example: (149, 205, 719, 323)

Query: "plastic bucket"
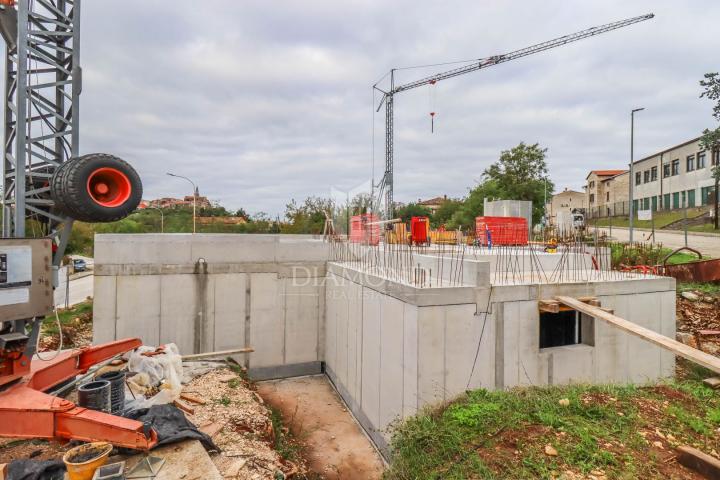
(97, 370, 126, 414)
(77, 380, 111, 413)
(63, 442, 113, 480)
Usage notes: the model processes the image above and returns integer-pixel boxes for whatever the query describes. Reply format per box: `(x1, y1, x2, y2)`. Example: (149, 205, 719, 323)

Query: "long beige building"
(585, 137, 719, 218)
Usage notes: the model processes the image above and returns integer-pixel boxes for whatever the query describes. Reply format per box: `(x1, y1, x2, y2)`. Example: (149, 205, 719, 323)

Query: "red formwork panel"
(350, 214, 380, 245)
(410, 216, 429, 244)
(475, 216, 528, 246)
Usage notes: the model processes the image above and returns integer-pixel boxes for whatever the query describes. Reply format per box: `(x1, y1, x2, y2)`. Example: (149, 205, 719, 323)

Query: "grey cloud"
(66, 0, 720, 215)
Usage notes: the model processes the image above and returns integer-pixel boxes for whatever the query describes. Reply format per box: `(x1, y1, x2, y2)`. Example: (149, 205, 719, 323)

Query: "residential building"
(417, 195, 448, 215)
(146, 192, 212, 210)
(585, 170, 628, 215)
(584, 137, 719, 218)
(545, 188, 586, 218)
(630, 137, 717, 213)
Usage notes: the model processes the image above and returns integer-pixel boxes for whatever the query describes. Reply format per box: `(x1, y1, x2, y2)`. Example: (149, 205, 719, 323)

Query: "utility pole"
(149, 206, 164, 233)
(629, 108, 644, 244)
(167, 173, 197, 234)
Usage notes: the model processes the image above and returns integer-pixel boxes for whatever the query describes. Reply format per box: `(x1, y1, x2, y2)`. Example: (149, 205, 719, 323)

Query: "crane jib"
(373, 13, 654, 220)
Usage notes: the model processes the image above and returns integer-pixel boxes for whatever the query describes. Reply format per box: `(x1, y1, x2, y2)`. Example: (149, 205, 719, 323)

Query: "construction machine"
(0, 0, 157, 449)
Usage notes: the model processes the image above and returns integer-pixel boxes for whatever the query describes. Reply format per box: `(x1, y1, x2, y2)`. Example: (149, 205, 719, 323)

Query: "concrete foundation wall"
(324, 263, 675, 455)
(95, 234, 677, 459)
(94, 234, 328, 378)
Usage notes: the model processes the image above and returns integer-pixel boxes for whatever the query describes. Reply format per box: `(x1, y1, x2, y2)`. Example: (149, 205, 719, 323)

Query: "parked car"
(72, 258, 87, 272)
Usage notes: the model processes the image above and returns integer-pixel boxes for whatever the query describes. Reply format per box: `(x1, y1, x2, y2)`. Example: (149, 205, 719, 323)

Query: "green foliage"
(395, 203, 431, 223)
(447, 142, 552, 229)
(384, 380, 720, 479)
(430, 198, 462, 228)
(282, 196, 334, 235)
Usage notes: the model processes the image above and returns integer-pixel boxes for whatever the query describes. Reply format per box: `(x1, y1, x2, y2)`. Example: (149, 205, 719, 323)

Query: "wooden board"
(122, 440, 222, 480)
(555, 296, 720, 375)
(676, 445, 720, 480)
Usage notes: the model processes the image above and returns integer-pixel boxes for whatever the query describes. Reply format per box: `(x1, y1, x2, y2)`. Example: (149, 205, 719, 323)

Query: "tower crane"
(0, 0, 155, 449)
(372, 13, 654, 220)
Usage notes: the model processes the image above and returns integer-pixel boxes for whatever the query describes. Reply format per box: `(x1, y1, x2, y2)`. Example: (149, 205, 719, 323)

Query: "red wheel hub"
(87, 167, 131, 207)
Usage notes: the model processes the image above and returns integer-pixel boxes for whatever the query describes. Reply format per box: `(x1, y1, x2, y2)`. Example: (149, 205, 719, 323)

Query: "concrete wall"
(95, 234, 677, 460)
(324, 262, 675, 455)
(93, 234, 329, 379)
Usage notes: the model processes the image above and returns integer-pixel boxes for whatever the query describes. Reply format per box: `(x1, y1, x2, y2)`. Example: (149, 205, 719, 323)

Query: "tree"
(431, 198, 463, 228)
(235, 208, 250, 220)
(283, 196, 335, 234)
(395, 203, 431, 223)
(699, 72, 720, 229)
(449, 142, 553, 228)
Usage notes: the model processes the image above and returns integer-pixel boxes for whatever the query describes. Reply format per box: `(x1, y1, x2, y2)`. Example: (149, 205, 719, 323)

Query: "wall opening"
(539, 310, 594, 348)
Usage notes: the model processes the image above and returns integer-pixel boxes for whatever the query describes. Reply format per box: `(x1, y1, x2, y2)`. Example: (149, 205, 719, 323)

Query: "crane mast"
(0, 0, 80, 265)
(373, 13, 654, 220)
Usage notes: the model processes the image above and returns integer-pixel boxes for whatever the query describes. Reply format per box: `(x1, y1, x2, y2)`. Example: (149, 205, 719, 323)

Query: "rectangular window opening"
(539, 310, 594, 349)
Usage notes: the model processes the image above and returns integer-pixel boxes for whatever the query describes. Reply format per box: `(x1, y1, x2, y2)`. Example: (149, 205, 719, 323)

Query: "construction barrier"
(475, 216, 528, 246)
(350, 214, 380, 245)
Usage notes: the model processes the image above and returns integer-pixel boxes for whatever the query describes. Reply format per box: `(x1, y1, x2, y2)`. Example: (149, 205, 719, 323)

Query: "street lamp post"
(629, 108, 644, 244)
(167, 172, 197, 234)
(149, 206, 164, 233)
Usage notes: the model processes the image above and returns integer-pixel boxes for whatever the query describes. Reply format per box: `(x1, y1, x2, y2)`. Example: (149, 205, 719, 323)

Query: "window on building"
(540, 310, 594, 349)
(697, 152, 706, 169)
(651, 166, 658, 181)
(701, 186, 715, 205)
(606, 192, 610, 202)
(688, 189, 696, 208)
(635, 172, 641, 185)
(671, 159, 680, 176)
(589, 193, 595, 204)
(643, 170, 650, 183)
(589, 181, 595, 188)
(663, 163, 670, 178)
(686, 155, 695, 172)
(712, 148, 719, 166)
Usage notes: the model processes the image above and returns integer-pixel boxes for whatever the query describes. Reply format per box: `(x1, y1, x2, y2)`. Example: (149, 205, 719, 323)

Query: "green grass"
(609, 242, 705, 267)
(40, 300, 92, 335)
(384, 379, 720, 480)
(677, 281, 720, 296)
(592, 208, 712, 230)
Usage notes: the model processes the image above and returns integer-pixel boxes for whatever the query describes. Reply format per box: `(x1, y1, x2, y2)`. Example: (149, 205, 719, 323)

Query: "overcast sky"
(79, 1, 720, 217)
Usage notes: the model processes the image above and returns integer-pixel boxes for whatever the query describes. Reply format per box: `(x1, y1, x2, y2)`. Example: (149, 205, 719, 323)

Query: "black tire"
(50, 154, 143, 223)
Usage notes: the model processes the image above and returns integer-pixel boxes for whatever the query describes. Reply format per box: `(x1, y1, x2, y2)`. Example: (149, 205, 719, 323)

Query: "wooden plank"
(180, 393, 207, 405)
(703, 377, 720, 389)
(539, 300, 560, 313)
(555, 296, 720, 375)
(123, 440, 223, 480)
(676, 445, 720, 480)
(173, 399, 195, 415)
(181, 347, 254, 361)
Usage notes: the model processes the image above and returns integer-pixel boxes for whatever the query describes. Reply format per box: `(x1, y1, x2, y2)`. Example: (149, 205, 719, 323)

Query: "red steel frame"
(0, 338, 158, 450)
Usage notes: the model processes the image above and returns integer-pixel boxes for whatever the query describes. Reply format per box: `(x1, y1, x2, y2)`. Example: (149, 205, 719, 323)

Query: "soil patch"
(257, 375, 385, 480)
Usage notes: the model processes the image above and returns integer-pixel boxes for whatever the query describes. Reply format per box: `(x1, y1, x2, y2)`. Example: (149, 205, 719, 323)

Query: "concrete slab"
(92, 275, 116, 344)
(379, 296, 404, 430)
(212, 273, 247, 352)
(123, 439, 222, 480)
(417, 306, 446, 404)
(116, 275, 160, 346)
(249, 273, 284, 368)
(361, 290, 382, 429)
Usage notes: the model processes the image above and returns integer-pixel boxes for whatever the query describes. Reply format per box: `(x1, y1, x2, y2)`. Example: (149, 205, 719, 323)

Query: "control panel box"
(0, 238, 53, 322)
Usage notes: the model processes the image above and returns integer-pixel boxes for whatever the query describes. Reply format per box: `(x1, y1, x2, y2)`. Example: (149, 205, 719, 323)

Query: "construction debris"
(180, 366, 308, 479)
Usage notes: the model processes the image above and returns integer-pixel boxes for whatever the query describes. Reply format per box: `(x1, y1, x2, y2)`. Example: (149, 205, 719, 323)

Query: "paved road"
(54, 273, 93, 307)
(592, 226, 720, 258)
